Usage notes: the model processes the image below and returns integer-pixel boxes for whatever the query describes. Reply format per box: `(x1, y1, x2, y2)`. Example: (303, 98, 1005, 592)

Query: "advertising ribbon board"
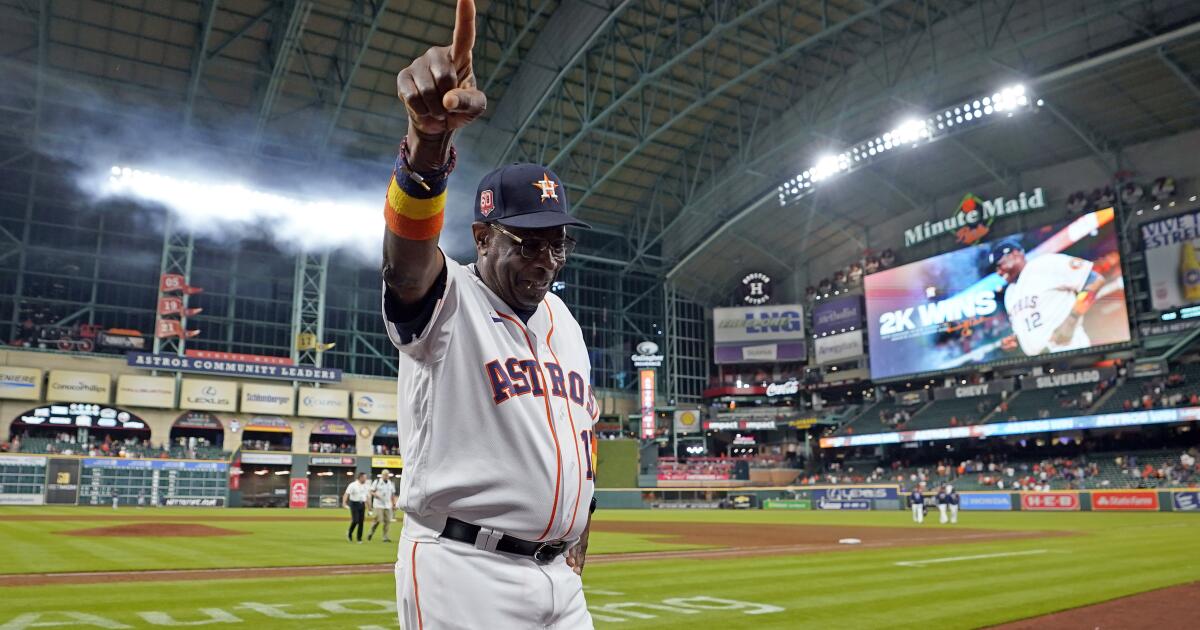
(1020, 492, 1079, 511)
(764, 499, 812, 510)
(959, 493, 1013, 511)
(811, 487, 897, 510)
(1172, 491, 1200, 511)
(289, 479, 309, 509)
(371, 457, 404, 468)
(1091, 491, 1159, 511)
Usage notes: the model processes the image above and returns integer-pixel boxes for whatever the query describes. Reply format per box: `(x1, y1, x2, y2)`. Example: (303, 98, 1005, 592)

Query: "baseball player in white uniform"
(382, 1, 598, 626)
(936, 486, 949, 524)
(909, 486, 925, 524)
(991, 238, 1106, 356)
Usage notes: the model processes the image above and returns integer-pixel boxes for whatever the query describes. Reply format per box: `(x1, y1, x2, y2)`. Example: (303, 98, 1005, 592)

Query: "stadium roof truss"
(0, 0, 1198, 305)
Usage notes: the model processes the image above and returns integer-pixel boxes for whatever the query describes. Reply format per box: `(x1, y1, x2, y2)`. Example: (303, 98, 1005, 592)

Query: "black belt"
(440, 517, 569, 564)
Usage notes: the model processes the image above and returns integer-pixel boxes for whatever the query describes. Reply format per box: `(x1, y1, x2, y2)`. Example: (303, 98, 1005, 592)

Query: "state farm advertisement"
(1021, 492, 1079, 511)
(1091, 491, 1159, 511)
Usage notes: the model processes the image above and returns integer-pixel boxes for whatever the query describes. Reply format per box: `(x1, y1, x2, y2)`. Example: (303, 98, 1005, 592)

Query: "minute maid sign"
(904, 187, 1046, 247)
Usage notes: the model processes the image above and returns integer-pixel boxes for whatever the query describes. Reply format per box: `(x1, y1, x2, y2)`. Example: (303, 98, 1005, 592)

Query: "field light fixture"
(778, 83, 1036, 205)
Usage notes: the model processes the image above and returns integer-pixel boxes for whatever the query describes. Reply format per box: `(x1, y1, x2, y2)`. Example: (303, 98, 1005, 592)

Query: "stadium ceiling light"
(777, 83, 1038, 205)
(103, 165, 382, 254)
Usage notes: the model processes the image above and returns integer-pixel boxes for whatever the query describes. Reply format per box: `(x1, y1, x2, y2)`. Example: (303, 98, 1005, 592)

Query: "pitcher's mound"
(58, 523, 245, 537)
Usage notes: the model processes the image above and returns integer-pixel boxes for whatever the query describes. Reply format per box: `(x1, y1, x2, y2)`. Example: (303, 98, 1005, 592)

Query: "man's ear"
(471, 222, 490, 255)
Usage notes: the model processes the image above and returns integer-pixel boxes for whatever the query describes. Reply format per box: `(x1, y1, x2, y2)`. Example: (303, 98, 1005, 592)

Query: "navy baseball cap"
(988, 237, 1024, 267)
(474, 163, 591, 229)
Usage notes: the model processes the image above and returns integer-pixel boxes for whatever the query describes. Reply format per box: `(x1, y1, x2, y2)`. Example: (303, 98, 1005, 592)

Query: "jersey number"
(580, 430, 595, 481)
(1023, 312, 1042, 331)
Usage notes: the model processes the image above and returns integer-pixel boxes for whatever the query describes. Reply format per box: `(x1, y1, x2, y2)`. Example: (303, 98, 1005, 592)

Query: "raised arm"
(383, 0, 486, 314)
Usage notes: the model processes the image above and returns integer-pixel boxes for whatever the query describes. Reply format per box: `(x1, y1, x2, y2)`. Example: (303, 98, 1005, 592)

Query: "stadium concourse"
(3, 1, 1200, 628)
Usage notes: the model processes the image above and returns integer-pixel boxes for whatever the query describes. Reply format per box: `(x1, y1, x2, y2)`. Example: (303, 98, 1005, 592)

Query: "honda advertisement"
(959, 493, 1013, 511)
(864, 209, 1130, 380)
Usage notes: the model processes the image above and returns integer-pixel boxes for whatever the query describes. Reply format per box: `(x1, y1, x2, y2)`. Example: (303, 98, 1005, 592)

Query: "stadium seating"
(882, 448, 1197, 490)
(998, 384, 1098, 422)
(906, 395, 1003, 430)
(834, 399, 928, 435)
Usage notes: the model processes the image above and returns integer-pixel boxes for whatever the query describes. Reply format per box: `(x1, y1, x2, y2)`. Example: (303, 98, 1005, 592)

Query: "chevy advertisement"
(865, 209, 1130, 380)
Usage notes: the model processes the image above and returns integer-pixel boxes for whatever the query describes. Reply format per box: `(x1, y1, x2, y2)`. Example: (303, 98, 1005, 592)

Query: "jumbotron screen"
(864, 208, 1130, 380)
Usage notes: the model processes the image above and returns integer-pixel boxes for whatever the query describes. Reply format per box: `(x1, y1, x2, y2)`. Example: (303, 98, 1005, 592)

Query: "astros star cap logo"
(532, 173, 559, 202)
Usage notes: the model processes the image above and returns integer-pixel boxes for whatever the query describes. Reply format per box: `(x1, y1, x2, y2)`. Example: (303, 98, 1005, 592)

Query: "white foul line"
(895, 549, 1051, 568)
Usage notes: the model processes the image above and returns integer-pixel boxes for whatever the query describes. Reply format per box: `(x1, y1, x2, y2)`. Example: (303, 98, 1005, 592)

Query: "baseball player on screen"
(991, 237, 1106, 356)
(381, 1, 598, 627)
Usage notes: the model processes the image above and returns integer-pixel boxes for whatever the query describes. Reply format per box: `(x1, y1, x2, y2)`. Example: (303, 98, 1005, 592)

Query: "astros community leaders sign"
(127, 352, 342, 383)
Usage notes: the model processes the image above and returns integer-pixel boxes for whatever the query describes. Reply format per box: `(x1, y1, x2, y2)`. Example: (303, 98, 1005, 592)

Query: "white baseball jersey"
(383, 253, 598, 544)
(1004, 253, 1093, 356)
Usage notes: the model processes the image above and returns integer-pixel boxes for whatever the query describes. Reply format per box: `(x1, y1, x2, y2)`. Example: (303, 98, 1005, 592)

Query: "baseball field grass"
(2, 506, 1198, 628)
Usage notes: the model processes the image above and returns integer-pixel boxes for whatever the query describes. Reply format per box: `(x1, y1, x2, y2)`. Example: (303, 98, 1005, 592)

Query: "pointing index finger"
(450, 0, 476, 70)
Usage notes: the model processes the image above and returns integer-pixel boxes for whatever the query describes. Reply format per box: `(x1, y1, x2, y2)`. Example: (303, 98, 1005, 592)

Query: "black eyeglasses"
(491, 224, 576, 261)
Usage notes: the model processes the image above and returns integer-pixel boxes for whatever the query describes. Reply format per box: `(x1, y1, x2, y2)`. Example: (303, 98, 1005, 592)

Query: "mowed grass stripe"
(2, 508, 1198, 629)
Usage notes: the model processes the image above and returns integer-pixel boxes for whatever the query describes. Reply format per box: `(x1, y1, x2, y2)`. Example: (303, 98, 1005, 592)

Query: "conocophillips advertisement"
(865, 209, 1130, 380)
(1141, 207, 1200, 310)
(46, 370, 111, 404)
(712, 304, 805, 364)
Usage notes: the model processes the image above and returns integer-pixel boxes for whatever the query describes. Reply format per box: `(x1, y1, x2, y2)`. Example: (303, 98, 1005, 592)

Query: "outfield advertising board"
(812, 487, 896, 510)
(959, 493, 1013, 510)
(763, 499, 812, 510)
(1091, 490, 1159, 511)
(865, 209, 1129, 379)
(1173, 491, 1200, 511)
(1021, 492, 1079, 511)
(163, 497, 226, 507)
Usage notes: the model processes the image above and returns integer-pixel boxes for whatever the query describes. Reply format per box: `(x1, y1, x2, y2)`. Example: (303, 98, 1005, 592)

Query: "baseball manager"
(381, 0, 599, 627)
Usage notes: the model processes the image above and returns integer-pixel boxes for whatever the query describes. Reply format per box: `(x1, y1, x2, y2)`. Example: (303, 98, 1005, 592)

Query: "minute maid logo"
(903, 187, 1046, 247)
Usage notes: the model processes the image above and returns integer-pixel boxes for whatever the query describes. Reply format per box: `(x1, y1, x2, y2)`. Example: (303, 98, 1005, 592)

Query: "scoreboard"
(0, 455, 227, 506)
(80, 458, 228, 506)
